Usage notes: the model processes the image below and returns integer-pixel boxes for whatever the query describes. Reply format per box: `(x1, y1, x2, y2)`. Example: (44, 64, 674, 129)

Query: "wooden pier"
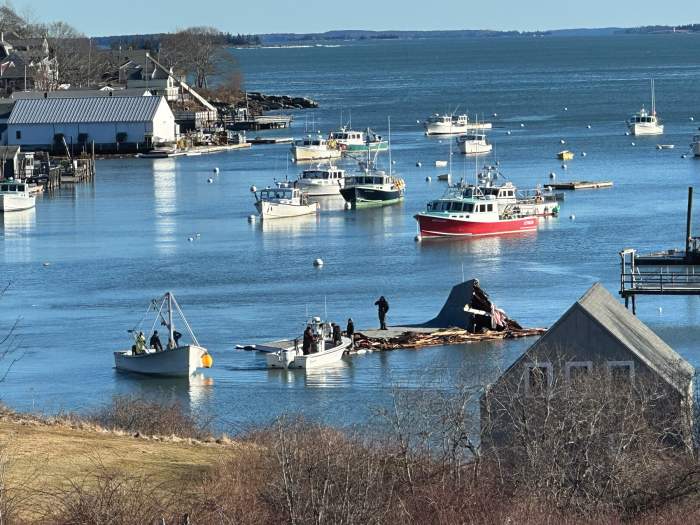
(228, 115, 293, 131)
(620, 187, 700, 313)
(549, 180, 613, 190)
(25, 155, 95, 191)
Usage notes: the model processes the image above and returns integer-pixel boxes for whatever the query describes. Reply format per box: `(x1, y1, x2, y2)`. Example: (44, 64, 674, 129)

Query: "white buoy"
(631, 142, 636, 147)
(344, 202, 352, 210)
(416, 161, 422, 167)
(625, 132, 630, 136)
(188, 236, 194, 242)
(561, 164, 568, 169)
(42, 262, 50, 267)
(416, 119, 420, 124)
(549, 172, 556, 179)
(560, 139, 566, 145)
(690, 117, 695, 122)
(207, 178, 213, 183)
(563, 107, 568, 111)
(313, 258, 324, 267)
(569, 214, 575, 220)
(248, 214, 256, 222)
(581, 152, 587, 157)
(249, 185, 257, 193)
(506, 130, 512, 135)
(658, 307, 663, 313)
(392, 160, 396, 164)
(213, 167, 220, 174)
(587, 124, 592, 129)
(414, 234, 422, 242)
(425, 176, 431, 182)
(492, 112, 498, 117)
(520, 123, 525, 127)
(682, 154, 688, 159)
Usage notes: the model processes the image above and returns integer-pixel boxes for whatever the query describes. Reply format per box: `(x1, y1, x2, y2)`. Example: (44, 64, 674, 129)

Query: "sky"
(13, 0, 699, 36)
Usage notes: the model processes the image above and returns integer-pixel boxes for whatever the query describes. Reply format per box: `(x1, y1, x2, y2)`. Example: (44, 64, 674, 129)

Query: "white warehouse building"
(5, 96, 177, 153)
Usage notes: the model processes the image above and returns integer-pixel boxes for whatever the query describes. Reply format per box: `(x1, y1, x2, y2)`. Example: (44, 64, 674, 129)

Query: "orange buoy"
(201, 353, 213, 368)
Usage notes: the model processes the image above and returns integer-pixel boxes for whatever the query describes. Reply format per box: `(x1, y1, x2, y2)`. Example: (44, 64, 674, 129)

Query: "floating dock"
(549, 180, 613, 190)
(248, 137, 294, 145)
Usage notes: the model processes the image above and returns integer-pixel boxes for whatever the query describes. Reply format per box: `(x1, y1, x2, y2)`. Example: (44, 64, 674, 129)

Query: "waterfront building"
(481, 283, 695, 453)
(6, 96, 177, 153)
(0, 34, 58, 94)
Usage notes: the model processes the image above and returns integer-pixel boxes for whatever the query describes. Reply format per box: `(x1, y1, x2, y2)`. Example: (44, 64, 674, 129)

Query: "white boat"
(627, 79, 664, 136)
(114, 292, 213, 378)
(457, 133, 493, 155)
(266, 317, 351, 370)
(253, 182, 319, 219)
(296, 165, 346, 196)
(0, 181, 36, 212)
(424, 114, 493, 135)
(291, 135, 342, 162)
(692, 135, 700, 157)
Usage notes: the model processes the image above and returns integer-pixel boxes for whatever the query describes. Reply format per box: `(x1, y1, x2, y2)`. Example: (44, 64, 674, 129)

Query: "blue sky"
(15, 0, 698, 36)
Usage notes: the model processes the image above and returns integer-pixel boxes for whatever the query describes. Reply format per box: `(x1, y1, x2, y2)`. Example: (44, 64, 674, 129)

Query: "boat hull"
(256, 200, 319, 219)
(292, 147, 342, 162)
(415, 213, 538, 238)
(114, 345, 207, 377)
(425, 122, 492, 135)
(459, 143, 493, 155)
(266, 338, 350, 369)
(341, 142, 389, 153)
(340, 186, 403, 207)
(0, 194, 36, 212)
(629, 124, 664, 136)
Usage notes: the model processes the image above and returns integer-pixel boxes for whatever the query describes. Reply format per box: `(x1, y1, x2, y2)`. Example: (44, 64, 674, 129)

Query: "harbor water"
(1, 34, 700, 431)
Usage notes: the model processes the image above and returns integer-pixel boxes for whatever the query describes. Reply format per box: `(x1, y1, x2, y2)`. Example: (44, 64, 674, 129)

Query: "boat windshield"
(261, 188, 294, 199)
(348, 176, 385, 185)
(427, 200, 475, 213)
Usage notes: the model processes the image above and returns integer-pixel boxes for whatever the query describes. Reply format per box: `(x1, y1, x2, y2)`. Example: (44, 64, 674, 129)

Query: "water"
(1, 34, 700, 431)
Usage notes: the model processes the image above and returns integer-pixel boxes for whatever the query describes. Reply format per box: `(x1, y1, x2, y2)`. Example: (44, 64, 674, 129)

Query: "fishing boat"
(424, 114, 493, 135)
(328, 127, 388, 154)
(266, 317, 351, 370)
(253, 181, 319, 219)
(113, 292, 213, 378)
(627, 79, 664, 136)
(557, 150, 575, 161)
(692, 135, 700, 157)
(0, 181, 36, 212)
(415, 184, 538, 238)
(476, 165, 561, 217)
(296, 165, 346, 196)
(457, 133, 493, 155)
(291, 135, 342, 162)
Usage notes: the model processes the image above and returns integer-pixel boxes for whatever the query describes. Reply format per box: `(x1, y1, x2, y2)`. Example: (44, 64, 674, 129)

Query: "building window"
(607, 361, 634, 383)
(565, 361, 593, 382)
(525, 362, 552, 397)
(15, 131, 21, 140)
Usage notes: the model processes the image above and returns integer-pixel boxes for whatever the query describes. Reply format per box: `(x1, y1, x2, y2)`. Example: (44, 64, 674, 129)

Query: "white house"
(6, 96, 177, 153)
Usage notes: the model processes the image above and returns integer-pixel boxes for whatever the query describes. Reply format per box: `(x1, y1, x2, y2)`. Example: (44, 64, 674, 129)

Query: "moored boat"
(457, 133, 493, 155)
(328, 127, 388, 154)
(296, 165, 346, 196)
(266, 317, 351, 370)
(627, 79, 664, 136)
(415, 184, 538, 238)
(557, 150, 575, 161)
(0, 181, 36, 212)
(113, 292, 213, 378)
(424, 114, 493, 135)
(253, 182, 319, 219)
(291, 135, 342, 162)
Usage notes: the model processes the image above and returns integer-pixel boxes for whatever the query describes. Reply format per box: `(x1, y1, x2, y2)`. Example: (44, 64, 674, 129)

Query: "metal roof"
(10, 89, 153, 100)
(7, 96, 166, 125)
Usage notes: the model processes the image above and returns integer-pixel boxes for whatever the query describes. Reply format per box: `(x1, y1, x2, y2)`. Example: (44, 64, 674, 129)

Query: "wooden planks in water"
(352, 326, 546, 351)
(548, 180, 613, 190)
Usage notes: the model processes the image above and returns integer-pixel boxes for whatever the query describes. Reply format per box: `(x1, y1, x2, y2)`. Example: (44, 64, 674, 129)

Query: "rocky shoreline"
(244, 91, 319, 113)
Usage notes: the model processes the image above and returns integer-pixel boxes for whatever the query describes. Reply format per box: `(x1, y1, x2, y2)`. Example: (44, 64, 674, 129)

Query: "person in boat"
(332, 323, 342, 346)
(173, 330, 182, 348)
(149, 330, 163, 352)
(302, 326, 314, 355)
(135, 331, 146, 354)
(375, 296, 389, 330)
(346, 318, 355, 347)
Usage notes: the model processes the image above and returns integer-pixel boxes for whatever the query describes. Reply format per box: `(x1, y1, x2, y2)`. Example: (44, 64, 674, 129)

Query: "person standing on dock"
(375, 296, 389, 330)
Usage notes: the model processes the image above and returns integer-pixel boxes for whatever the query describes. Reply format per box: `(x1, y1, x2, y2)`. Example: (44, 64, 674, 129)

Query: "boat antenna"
(651, 78, 656, 116)
(461, 262, 465, 283)
(388, 116, 392, 177)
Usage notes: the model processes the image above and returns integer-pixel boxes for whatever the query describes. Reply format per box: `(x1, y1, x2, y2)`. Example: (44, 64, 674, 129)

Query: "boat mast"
(651, 78, 656, 116)
(388, 116, 392, 178)
(167, 292, 174, 347)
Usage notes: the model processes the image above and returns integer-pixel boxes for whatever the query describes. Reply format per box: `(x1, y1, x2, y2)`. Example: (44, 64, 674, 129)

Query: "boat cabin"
(458, 133, 488, 142)
(296, 136, 330, 147)
(329, 130, 363, 142)
(258, 186, 303, 203)
(300, 168, 344, 181)
(0, 182, 27, 193)
(346, 174, 389, 187)
(426, 198, 496, 216)
(630, 108, 659, 124)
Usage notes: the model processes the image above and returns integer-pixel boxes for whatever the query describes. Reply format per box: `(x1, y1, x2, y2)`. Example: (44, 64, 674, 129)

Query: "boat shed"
(481, 283, 695, 451)
(5, 96, 177, 154)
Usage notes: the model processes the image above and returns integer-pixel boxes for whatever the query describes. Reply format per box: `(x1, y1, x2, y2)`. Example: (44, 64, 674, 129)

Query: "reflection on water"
(153, 159, 177, 254)
(260, 214, 320, 236)
(1, 208, 36, 263)
(312, 195, 347, 212)
(417, 230, 538, 257)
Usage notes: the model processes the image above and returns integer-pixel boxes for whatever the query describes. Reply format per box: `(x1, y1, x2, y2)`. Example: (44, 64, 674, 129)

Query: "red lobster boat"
(415, 186, 538, 238)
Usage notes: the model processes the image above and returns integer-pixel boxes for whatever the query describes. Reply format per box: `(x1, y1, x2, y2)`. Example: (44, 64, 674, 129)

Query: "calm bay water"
(1, 35, 700, 431)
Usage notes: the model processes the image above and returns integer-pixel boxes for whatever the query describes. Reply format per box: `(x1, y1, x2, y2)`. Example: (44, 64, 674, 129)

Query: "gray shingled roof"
(7, 96, 165, 125)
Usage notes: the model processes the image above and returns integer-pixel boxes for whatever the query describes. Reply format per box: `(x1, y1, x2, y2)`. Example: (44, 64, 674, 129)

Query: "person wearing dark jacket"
(302, 326, 314, 355)
(332, 323, 342, 345)
(375, 296, 389, 330)
(346, 318, 355, 345)
(149, 330, 163, 352)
